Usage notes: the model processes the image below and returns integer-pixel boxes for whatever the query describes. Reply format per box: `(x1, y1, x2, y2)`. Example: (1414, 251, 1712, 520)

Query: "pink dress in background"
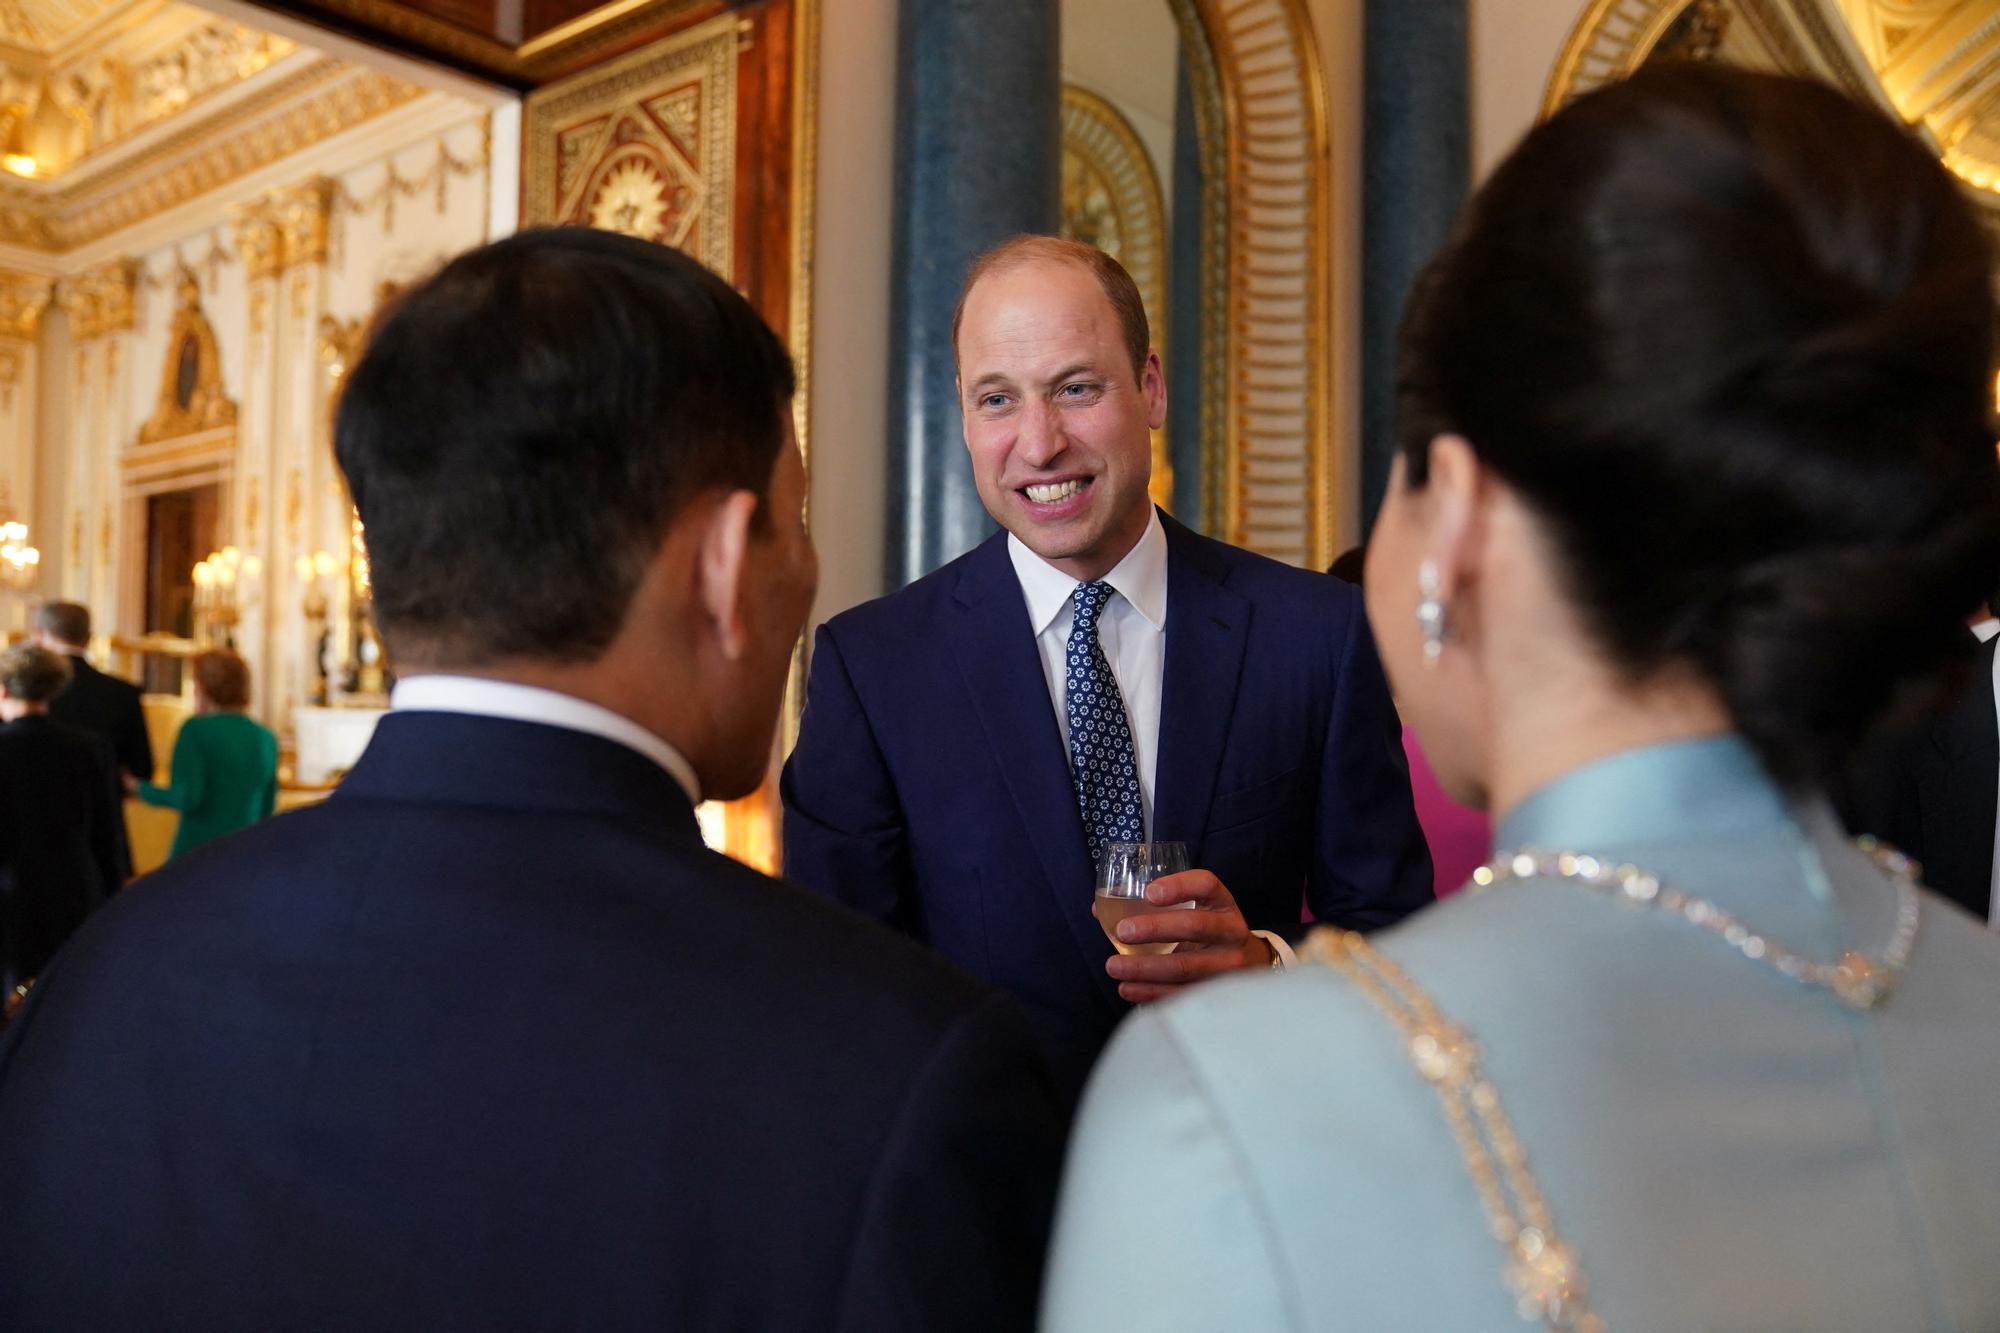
(1402, 726, 1490, 897)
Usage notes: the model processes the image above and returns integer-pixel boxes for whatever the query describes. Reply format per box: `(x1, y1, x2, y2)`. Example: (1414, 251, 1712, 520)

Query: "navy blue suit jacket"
(782, 516, 1432, 1097)
(0, 712, 1064, 1331)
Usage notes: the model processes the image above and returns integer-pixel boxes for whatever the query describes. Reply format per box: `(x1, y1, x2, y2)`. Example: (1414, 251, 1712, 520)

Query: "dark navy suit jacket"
(1841, 631, 1998, 921)
(0, 712, 1064, 1331)
(782, 516, 1433, 1097)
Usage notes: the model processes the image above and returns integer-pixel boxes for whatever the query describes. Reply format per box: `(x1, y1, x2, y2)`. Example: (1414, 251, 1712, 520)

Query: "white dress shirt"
(1006, 512, 1294, 966)
(1008, 511, 1168, 837)
(390, 675, 703, 808)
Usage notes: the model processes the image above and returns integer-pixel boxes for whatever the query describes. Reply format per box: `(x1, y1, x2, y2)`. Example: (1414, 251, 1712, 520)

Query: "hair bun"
(1688, 515, 2000, 785)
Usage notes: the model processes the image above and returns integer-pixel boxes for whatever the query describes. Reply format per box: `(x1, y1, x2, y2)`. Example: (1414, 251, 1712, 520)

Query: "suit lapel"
(945, 536, 1118, 1005)
(1933, 636, 1999, 919)
(1151, 518, 1251, 866)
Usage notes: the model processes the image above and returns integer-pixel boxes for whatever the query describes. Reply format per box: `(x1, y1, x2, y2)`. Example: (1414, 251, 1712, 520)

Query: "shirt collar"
(1006, 507, 1169, 636)
(390, 675, 702, 807)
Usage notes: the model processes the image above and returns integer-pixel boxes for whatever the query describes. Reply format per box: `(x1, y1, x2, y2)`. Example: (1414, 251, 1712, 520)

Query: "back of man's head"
(32, 601, 90, 650)
(0, 642, 72, 704)
(335, 228, 797, 669)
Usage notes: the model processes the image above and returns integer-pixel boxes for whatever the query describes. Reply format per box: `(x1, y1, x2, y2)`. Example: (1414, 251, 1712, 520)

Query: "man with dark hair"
(0, 229, 1064, 1330)
(32, 601, 152, 785)
(1841, 612, 2000, 926)
(784, 235, 1432, 1100)
(0, 643, 124, 1002)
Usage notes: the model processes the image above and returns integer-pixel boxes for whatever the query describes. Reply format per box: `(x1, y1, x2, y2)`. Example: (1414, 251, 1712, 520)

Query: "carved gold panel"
(137, 270, 236, 443)
(522, 10, 736, 278)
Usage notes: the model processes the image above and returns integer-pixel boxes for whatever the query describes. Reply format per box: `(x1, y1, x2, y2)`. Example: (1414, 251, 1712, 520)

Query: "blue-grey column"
(886, 0, 1060, 588)
(1360, 0, 1468, 533)
(1167, 57, 1207, 529)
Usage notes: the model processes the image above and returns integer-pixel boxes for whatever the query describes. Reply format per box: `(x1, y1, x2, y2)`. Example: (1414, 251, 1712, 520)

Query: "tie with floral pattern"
(1066, 580, 1144, 865)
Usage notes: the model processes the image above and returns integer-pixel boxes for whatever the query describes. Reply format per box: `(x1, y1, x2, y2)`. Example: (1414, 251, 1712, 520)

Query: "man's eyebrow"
(1046, 362, 1103, 385)
(966, 371, 1017, 396)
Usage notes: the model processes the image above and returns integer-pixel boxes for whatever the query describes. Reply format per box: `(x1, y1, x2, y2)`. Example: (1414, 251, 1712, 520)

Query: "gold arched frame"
(1060, 83, 1173, 508)
(1167, 0, 1336, 569)
(1542, 0, 1708, 118)
(138, 271, 238, 446)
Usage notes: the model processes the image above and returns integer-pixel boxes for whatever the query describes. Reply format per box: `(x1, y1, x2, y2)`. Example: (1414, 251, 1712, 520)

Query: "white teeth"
(1025, 479, 1085, 504)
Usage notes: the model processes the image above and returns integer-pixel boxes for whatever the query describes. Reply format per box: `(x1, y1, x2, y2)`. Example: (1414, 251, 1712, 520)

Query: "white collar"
(390, 675, 703, 806)
(1006, 507, 1168, 637)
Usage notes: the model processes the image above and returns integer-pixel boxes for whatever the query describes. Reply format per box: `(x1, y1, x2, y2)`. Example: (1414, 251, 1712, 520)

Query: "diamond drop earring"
(1416, 560, 1446, 667)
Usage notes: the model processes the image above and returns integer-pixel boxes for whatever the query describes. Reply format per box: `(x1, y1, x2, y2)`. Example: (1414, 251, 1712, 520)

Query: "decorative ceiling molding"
(0, 0, 136, 56)
(0, 60, 423, 252)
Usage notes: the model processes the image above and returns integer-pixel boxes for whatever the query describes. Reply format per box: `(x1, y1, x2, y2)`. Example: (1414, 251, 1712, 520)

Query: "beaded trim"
(1302, 929, 1603, 1331)
(1467, 835, 1920, 1011)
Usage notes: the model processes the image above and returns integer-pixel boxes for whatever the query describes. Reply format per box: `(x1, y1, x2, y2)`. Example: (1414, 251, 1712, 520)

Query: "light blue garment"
(1043, 736, 2000, 1331)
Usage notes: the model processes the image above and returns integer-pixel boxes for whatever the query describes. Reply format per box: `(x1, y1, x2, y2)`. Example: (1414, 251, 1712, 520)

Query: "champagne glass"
(1093, 841, 1189, 956)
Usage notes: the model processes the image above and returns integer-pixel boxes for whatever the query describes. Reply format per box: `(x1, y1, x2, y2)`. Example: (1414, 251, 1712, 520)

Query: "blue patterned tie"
(1066, 581, 1144, 864)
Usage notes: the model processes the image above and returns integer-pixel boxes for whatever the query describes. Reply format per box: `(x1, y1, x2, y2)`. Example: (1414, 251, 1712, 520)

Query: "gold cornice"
(56, 253, 135, 337)
(0, 63, 423, 253)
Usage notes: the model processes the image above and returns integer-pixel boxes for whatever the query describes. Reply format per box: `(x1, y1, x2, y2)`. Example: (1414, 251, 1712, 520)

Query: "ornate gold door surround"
(1170, 0, 1336, 569)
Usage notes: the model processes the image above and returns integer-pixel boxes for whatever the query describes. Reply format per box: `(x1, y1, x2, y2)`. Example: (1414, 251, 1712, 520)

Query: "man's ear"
(695, 488, 761, 660)
(1140, 350, 1166, 431)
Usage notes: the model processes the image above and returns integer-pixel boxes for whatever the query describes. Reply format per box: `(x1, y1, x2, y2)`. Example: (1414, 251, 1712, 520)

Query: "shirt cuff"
(1250, 929, 1296, 970)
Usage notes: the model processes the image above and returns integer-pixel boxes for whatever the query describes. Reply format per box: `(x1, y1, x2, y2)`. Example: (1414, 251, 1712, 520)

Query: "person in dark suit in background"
(784, 236, 1432, 1101)
(1841, 620, 1999, 924)
(0, 228, 1065, 1331)
(33, 601, 152, 784)
(0, 644, 123, 1004)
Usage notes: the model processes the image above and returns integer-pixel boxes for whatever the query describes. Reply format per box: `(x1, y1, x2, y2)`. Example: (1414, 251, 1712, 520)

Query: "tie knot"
(1071, 581, 1114, 630)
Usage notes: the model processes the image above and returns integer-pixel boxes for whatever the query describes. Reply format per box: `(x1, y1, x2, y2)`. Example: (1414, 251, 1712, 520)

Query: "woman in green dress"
(135, 649, 278, 860)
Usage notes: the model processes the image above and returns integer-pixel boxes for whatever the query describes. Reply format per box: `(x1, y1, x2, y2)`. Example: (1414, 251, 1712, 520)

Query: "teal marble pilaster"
(886, 0, 1061, 587)
(1361, 0, 1468, 532)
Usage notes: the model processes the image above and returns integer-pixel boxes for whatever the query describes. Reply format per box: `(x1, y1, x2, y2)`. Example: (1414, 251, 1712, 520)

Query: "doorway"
(142, 483, 220, 694)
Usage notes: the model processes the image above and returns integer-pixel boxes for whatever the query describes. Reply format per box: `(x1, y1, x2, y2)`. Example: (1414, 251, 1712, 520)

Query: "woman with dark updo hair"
(1043, 67, 2000, 1331)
